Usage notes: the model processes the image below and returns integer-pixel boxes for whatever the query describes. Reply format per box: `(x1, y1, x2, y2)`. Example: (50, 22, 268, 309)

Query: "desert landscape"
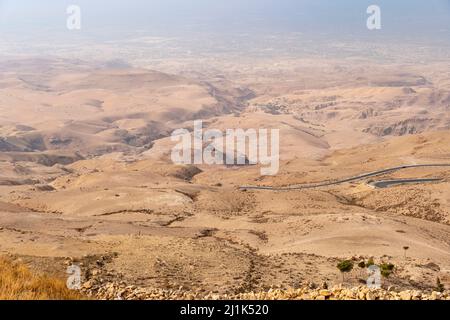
(1, 0, 450, 301)
(1, 52, 450, 300)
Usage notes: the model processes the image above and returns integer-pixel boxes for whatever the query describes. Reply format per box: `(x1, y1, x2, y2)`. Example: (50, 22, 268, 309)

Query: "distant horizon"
(0, 1, 449, 65)
(1, 0, 449, 38)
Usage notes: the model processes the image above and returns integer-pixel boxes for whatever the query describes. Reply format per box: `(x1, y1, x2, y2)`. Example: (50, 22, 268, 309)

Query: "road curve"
(240, 164, 450, 191)
(369, 178, 443, 189)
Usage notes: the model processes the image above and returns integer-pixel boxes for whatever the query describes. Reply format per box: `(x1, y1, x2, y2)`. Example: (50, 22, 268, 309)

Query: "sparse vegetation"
(436, 277, 445, 293)
(379, 263, 395, 278)
(337, 260, 354, 282)
(0, 257, 84, 300)
(357, 261, 367, 279)
(403, 246, 410, 258)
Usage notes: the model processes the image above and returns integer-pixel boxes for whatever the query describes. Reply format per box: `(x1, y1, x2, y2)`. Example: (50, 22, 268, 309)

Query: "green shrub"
(337, 260, 354, 273)
(337, 260, 354, 282)
(379, 263, 395, 278)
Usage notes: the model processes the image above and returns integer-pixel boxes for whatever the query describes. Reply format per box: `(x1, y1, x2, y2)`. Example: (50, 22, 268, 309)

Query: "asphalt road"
(369, 178, 443, 189)
(240, 164, 450, 191)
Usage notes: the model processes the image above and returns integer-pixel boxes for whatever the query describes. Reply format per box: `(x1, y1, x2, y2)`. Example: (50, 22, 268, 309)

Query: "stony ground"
(80, 282, 450, 300)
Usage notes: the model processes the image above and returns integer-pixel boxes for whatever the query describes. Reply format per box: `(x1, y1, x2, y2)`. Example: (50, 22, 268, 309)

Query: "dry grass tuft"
(0, 256, 85, 300)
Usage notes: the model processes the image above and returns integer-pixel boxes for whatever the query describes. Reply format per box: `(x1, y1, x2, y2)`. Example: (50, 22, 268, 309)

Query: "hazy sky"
(0, 0, 449, 62)
(1, 0, 449, 37)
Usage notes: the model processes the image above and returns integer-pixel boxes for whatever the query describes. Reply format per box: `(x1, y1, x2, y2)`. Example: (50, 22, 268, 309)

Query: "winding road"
(240, 164, 450, 191)
(369, 178, 443, 189)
